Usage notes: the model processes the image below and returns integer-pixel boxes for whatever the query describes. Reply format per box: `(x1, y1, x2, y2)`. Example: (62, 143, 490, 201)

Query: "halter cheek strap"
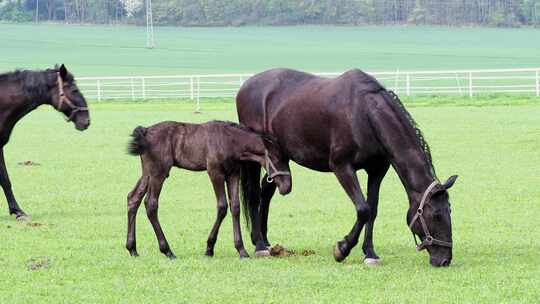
(264, 149, 291, 183)
(409, 180, 453, 251)
(56, 73, 88, 122)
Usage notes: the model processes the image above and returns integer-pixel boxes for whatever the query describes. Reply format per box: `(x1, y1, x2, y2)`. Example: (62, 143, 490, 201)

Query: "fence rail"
(77, 67, 540, 102)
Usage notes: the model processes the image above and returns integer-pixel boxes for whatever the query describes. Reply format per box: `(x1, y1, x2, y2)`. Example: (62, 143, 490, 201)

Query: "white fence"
(77, 67, 540, 102)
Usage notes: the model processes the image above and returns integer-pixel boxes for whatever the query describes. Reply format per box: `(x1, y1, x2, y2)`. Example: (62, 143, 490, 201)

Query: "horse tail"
(240, 161, 262, 231)
(128, 126, 149, 156)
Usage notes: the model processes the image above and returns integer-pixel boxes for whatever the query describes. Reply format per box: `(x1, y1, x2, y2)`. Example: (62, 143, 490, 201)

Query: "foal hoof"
(363, 257, 381, 266)
(333, 245, 346, 262)
(165, 251, 177, 260)
(255, 250, 271, 257)
(128, 250, 139, 257)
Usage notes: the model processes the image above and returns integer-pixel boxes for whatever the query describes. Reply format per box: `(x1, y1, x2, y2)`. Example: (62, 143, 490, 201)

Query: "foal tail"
(239, 161, 262, 231)
(128, 126, 149, 156)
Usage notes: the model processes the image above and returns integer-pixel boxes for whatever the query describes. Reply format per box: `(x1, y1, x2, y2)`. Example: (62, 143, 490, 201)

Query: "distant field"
(1, 23, 540, 76)
(0, 100, 539, 303)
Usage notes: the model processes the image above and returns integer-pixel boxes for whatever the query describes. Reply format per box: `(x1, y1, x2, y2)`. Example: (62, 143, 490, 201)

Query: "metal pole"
(468, 72, 473, 98)
(146, 0, 155, 49)
(35, 0, 39, 23)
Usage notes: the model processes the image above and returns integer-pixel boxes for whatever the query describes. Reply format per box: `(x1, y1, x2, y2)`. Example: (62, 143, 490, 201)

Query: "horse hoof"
(16, 214, 31, 222)
(255, 250, 271, 257)
(364, 257, 381, 266)
(333, 244, 346, 262)
(165, 252, 176, 260)
(129, 251, 139, 257)
(205, 250, 214, 257)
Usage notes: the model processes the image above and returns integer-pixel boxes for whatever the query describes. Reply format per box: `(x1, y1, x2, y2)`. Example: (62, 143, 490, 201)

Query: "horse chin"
(275, 177, 292, 195)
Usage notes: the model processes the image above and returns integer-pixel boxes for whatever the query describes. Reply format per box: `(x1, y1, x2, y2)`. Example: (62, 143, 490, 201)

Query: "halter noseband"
(264, 149, 291, 183)
(56, 72, 88, 122)
(409, 180, 453, 251)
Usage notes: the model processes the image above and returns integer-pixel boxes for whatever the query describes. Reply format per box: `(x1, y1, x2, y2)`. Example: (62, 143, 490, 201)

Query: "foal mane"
(211, 120, 277, 143)
(384, 90, 436, 177)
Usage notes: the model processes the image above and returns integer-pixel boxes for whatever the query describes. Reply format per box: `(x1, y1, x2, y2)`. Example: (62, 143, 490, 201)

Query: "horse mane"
(385, 90, 437, 177)
(0, 66, 74, 101)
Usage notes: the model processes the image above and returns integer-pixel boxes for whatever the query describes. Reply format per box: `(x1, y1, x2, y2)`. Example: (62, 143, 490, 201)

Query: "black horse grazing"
(126, 120, 291, 259)
(237, 68, 458, 267)
(0, 64, 90, 219)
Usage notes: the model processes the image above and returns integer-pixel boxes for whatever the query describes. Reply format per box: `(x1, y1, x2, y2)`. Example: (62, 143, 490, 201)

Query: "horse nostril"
(440, 259, 450, 267)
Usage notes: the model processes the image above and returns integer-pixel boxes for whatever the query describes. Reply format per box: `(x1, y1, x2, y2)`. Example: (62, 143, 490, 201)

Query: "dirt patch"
(26, 221, 45, 228)
(26, 256, 50, 271)
(17, 161, 41, 166)
(269, 244, 316, 257)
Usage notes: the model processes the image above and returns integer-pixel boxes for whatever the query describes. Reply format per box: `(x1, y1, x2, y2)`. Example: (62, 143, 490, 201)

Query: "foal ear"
(59, 64, 68, 79)
(442, 175, 458, 190)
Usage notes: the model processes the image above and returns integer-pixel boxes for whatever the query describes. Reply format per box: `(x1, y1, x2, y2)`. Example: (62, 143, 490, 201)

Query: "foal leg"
(227, 174, 249, 258)
(145, 175, 175, 259)
(0, 149, 27, 219)
(361, 163, 390, 263)
(205, 169, 228, 257)
(331, 163, 370, 263)
(260, 174, 277, 248)
(126, 176, 149, 257)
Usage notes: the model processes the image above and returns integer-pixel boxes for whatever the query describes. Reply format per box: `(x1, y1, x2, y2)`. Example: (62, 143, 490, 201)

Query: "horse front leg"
(0, 148, 27, 219)
(331, 162, 370, 263)
(226, 173, 249, 258)
(260, 174, 277, 248)
(361, 163, 390, 264)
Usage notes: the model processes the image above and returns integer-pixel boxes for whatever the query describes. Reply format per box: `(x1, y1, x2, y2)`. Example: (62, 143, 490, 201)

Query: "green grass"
(0, 100, 539, 303)
(1, 23, 540, 76)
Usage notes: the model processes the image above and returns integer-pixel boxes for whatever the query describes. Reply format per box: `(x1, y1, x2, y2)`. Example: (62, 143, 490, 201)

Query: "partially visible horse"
(237, 68, 458, 267)
(0, 64, 90, 219)
(126, 120, 291, 259)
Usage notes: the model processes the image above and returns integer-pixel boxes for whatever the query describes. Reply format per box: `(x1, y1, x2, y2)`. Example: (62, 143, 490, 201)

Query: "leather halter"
(56, 73, 88, 122)
(409, 180, 453, 251)
(261, 95, 290, 183)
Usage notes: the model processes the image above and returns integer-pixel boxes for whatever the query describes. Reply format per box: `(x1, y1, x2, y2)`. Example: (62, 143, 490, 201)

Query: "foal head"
(261, 135, 292, 195)
(49, 64, 90, 131)
(407, 175, 458, 267)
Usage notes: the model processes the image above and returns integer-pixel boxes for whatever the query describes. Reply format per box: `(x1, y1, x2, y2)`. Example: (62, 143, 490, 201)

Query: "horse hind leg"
(126, 176, 149, 257)
(145, 175, 176, 259)
(205, 167, 229, 257)
(227, 174, 249, 258)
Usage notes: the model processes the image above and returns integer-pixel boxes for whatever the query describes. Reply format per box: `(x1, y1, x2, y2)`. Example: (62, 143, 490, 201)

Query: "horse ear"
(442, 175, 458, 190)
(59, 64, 68, 79)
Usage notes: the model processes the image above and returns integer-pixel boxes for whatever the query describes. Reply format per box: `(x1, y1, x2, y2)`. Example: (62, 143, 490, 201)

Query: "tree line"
(1, 0, 539, 27)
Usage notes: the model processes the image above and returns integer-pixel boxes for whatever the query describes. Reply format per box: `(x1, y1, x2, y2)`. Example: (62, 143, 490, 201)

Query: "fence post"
(190, 77, 194, 100)
(406, 73, 411, 96)
(468, 72, 473, 98)
(96, 80, 101, 102)
(195, 76, 201, 113)
(536, 70, 540, 97)
(141, 78, 146, 100)
(131, 78, 135, 101)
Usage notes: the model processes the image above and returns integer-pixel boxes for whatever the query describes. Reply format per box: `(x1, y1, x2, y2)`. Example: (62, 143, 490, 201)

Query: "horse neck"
(369, 94, 437, 206)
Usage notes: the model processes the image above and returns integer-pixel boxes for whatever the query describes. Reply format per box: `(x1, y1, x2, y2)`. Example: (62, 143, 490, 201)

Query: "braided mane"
(386, 90, 437, 177)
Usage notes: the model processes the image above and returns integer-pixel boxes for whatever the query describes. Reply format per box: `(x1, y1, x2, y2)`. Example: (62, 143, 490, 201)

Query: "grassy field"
(1, 23, 540, 76)
(0, 99, 539, 303)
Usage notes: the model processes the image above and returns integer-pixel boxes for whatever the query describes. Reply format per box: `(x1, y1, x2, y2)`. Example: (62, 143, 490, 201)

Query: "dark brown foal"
(126, 120, 291, 259)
